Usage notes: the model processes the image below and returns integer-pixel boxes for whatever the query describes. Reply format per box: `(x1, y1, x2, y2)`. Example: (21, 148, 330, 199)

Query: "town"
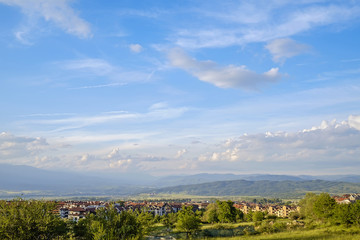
(57, 193, 360, 221)
(2, 192, 360, 239)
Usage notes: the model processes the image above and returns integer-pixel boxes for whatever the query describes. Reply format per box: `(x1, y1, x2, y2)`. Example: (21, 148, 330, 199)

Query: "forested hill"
(151, 179, 360, 198)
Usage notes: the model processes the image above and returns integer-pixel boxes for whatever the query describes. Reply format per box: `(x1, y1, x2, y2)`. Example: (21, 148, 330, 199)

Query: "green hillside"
(151, 179, 360, 198)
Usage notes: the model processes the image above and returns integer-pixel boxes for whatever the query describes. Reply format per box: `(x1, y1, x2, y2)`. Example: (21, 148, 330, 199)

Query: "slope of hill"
(0, 163, 143, 198)
(150, 179, 360, 198)
(154, 173, 307, 187)
(154, 173, 360, 187)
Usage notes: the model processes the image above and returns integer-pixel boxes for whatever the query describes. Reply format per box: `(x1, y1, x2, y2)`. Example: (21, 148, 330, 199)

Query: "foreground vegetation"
(1, 193, 360, 239)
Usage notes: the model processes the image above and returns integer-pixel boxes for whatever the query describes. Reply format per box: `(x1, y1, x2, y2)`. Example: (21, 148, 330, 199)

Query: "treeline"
(0, 199, 149, 239)
(298, 192, 360, 225)
(2, 194, 360, 239)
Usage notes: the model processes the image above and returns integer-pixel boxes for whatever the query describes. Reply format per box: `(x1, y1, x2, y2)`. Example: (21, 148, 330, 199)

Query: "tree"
(161, 212, 177, 232)
(203, 203, 219, 223)
(73, 206, 143, 240)
(299, 192, 318, 220)
(313, 193, 336, 221)
(136, 210, 155, 235)
(176, 206, 200, 238)
(252, 211, 265, 222)
(0, 199, 67, 240)
(217, 200, 237, 223)
(245, 210, 254, 222)
(333, 203, 353, 226)
(350, 200, 360, 225)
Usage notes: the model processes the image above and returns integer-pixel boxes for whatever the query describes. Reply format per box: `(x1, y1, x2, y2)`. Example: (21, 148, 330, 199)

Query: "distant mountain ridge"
(151, 179, 360, 198)
(2, 163, 360, 198)
(154, 173, 360, 187)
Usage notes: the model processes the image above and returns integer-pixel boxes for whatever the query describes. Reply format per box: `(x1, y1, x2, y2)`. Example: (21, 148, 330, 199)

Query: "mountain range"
(1, 163, 360, 198)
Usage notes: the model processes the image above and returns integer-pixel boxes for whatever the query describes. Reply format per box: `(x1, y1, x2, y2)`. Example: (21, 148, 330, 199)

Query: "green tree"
(245, 210, 254, 222)
(176, 206, 200, 238)
(350, 200, 360, 225)
(333, 203, 353, 226)
(313, 193, 336, 221)
(0, 199, 67, 240)
(217, 200, 237, 223)
(136, 210, 154, 235)
(73, 206, 143, 240)
(202, 203, 219, 223)
(252, 211, 265, 222)
(161, 212, 177, 232)
(299, 192, 318, 220)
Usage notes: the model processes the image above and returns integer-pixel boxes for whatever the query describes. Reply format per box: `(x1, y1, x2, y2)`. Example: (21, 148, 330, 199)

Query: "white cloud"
(175, 149, 187, 158)
(57, 133, 157, 144)
(24, 105, 188, 132)
(265, 38, 310, 63)
(198, 118, 360, 167)
(0, 0, 92, 40)
(3, 115, 360, 174)
(349, 115, 360, 130)
(129, 43, 143, 53)
(63, 58, 114, 75)
(109, 159, 132, 169)
(59, 58, 153, 85)
(149, 102, 168, 110)
(168, 48, 282, 89)
(0, 132, 49, 159)
(173, 3, 360, 48)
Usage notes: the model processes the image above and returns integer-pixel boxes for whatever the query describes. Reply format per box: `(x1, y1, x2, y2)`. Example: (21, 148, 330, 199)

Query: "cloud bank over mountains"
(2, 116, 360, 175)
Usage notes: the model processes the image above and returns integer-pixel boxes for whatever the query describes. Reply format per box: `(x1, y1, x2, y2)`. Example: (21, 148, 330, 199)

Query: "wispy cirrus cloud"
(23, 104, 188, 132)
(172, 2, 360, 48)
(0, 0, 92, 42)
(59, 58, 154, 86)
(168, 48, 282, 89)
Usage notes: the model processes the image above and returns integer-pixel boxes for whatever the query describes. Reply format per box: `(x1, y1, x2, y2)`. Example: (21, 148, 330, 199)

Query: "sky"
(1, 0, 360, 176)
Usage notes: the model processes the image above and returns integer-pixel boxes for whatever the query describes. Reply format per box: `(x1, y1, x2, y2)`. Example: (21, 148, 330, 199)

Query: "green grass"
(201, 226, 360, 240)
(148, 222, 360, 240)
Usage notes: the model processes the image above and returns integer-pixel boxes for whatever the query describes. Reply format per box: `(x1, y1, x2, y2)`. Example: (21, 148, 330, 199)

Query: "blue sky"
(1, 0, 360, 176)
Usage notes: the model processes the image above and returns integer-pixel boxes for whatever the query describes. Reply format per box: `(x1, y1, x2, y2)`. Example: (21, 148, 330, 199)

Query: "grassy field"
(209, 227, 360, 240)
(149, 222, 360, 240)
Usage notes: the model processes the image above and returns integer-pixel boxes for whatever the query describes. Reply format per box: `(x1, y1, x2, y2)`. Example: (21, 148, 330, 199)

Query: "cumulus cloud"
(197, 118, 360, 173)
(109, 159, 132, 169)
(265, 38, 310, 63)
(0, 0, 92, 40)
(175, 149, 187, 158)
(349, 115, 360, 130)
(0, 132, 49, 160)
(129, 43, 143, 53)
(3, 115, 360, 174)
(168, 48, 282, 89)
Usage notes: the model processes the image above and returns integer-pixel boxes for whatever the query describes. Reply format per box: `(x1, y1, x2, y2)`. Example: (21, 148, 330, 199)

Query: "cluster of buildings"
(55, 193, 360, 221)
(57, 200, 209, 221)
(233, 202, 299, 218)
(56, 200, 298, 221)
(333, 193, 360, 204)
